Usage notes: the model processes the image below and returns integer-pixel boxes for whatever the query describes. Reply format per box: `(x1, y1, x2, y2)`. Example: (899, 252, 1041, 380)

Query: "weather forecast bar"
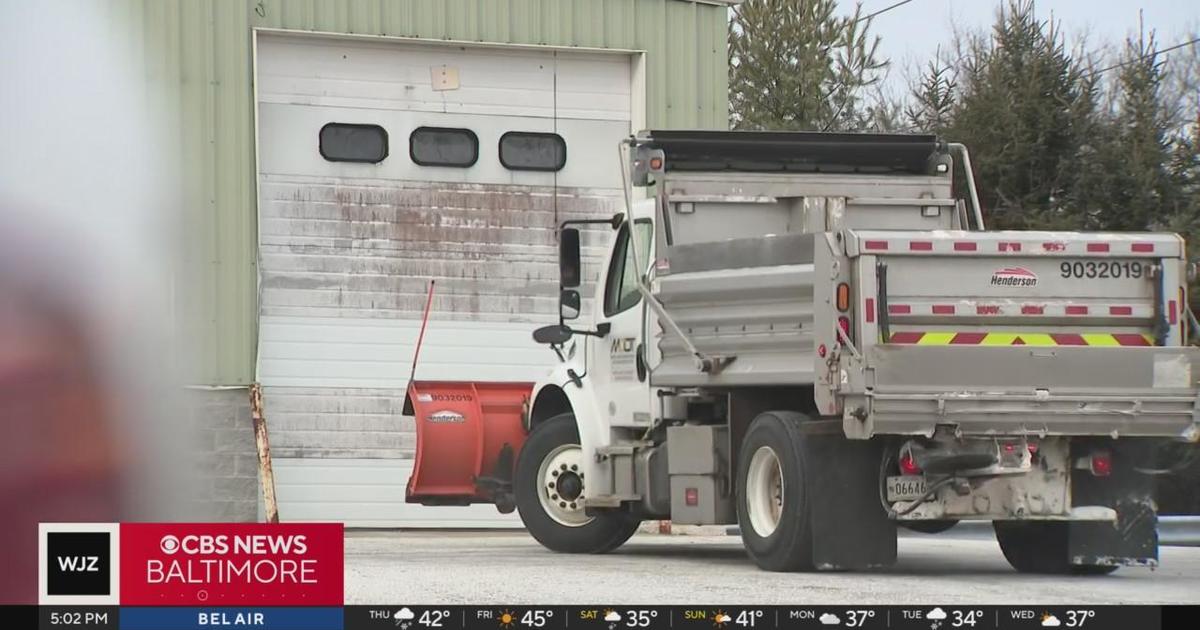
(1, 605, 1179, 630)
(338, 606, 1164, 630)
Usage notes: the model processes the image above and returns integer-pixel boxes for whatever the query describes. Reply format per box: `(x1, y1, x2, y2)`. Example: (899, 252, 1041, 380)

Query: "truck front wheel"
(515, 413, 640, 553)
(993, 521, 1120, 575)
(736, 411, 815, 571)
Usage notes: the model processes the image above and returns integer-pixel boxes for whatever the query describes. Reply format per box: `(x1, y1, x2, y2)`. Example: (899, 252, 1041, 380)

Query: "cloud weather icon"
(1041, 614, 1062, 627)
(604, 611, 621, 622)
(819, 612, 841, 625)
(927, 608, 948, 621)
(395, 608, 415, 621)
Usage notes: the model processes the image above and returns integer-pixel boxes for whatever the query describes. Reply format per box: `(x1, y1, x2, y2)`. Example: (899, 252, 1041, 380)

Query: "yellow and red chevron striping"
(887, 332, 1154, 346)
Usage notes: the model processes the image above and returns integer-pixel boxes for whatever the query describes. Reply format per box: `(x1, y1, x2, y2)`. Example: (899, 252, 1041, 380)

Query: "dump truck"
(405, 130, 1200, 573)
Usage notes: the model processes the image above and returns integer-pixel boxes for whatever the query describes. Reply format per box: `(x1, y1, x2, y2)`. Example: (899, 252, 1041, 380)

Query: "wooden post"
(250, 382, 280, 523)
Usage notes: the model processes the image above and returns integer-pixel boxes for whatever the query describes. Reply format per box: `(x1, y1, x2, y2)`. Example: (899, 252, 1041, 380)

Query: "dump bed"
(638, 129, 1200, 440)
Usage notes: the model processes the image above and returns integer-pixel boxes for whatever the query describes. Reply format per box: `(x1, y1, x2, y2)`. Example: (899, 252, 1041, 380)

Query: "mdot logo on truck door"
(991, 266, 1038, 287)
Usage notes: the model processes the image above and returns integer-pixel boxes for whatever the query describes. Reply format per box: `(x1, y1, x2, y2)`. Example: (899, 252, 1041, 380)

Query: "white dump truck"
(405, 130, 1200, 573)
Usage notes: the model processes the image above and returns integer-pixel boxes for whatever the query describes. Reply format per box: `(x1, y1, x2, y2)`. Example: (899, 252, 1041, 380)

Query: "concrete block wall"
(186, 387, 259, 521)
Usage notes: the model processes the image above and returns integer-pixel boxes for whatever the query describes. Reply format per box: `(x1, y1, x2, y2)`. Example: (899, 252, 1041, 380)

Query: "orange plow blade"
(404, 380, 533, 513)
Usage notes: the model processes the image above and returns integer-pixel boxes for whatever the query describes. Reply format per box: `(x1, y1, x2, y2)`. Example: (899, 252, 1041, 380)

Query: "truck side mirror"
(560, 289, 581, 320)
(532, 324, 573, 345)
(560, 228, 582, 288)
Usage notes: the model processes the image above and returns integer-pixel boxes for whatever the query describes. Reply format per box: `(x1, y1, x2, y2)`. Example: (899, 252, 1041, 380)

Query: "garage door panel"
(258, 177, 623, 218)
(270, 458, 520, 526)
(258, 35, 628, 123)
(259, 104, 630, 188)
(256, 33, 632, 526)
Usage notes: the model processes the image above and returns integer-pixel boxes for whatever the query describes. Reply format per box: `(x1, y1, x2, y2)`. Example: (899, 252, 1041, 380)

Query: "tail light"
(836, 283, 851, 311)
(837, 316, 851, 341)
(899, 450, 922, 475)
(1089, 451, 1113, 477)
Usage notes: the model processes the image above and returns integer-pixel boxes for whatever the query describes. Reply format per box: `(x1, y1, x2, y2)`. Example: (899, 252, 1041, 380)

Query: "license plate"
(886, 475, 929, 502)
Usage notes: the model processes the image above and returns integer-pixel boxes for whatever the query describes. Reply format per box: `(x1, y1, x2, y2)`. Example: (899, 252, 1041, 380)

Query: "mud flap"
(804, 433, 898, 570)
(1069, 439, 1158, 567)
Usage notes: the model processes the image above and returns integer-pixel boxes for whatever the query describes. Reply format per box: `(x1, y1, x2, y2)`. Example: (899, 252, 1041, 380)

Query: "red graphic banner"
(118, 523, 343, 606)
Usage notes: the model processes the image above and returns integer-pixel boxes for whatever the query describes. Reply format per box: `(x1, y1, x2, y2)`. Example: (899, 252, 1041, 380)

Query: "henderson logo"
(427, 409, 466, 423)
(990, 266, 1038, 287)
(119, 523, 344, 606)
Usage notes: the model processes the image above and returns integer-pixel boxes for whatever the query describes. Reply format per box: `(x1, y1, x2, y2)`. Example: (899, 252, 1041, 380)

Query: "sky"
(836, 0, 1200, 95)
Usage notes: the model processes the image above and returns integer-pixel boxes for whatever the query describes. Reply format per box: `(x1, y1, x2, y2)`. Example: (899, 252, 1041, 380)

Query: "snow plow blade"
(403, 380, 533, 513)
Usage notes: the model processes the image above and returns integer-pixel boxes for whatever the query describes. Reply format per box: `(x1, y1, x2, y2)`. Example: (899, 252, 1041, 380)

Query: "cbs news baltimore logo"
(38, 522, 344, 607)
(38, 523, 121, 605)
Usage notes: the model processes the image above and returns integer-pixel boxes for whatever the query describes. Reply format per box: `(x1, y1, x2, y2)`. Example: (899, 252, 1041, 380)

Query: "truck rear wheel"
(515, 413, 640, 553)
(736, 411, 814, 571)
(993, 521, 1120, 575)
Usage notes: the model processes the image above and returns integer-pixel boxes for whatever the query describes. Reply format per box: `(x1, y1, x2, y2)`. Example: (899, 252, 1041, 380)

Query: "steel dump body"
(641, 133, 1200, 442)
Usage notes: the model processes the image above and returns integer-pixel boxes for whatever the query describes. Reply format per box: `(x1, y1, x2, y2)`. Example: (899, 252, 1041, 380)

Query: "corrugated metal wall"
(129, 0, 729, 385)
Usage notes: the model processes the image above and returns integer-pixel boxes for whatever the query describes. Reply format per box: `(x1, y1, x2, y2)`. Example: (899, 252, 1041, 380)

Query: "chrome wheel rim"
(746, 445, 784, 537)
(537, 444, 593, 527)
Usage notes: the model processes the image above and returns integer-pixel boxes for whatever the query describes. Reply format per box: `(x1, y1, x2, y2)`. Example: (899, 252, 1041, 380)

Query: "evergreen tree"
(1104, 32, 1179, 232)
(728, 0, 885, 131)
(944, 1, 1089, 229)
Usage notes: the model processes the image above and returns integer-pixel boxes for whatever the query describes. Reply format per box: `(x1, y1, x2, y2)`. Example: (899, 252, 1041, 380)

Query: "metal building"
(141, 0, 733, 526)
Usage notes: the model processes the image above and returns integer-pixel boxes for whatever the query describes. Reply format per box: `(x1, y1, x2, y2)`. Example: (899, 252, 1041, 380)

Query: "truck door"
(589, 219, 655, 427)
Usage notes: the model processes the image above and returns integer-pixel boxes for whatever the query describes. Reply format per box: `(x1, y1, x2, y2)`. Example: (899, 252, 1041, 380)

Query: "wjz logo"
(47, 532, 111, 596)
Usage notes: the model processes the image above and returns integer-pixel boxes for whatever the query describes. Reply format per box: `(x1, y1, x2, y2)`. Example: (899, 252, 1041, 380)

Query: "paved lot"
(345, 530, 1200, 605)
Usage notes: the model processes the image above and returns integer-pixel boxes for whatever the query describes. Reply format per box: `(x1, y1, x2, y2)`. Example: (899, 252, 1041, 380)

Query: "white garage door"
(254, 32, 635, 526)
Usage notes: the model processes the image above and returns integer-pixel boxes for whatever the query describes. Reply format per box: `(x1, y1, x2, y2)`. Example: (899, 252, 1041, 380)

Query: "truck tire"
(515, 413, 640, 554)
(993, 522, 1119, 575)
(736, 411, 814, 571)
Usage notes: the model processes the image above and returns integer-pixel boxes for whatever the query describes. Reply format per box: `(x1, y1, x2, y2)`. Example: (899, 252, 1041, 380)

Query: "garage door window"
(319, 123, 388, 163)
(410, 127, 479, 167)
(499, 132, 566, 172)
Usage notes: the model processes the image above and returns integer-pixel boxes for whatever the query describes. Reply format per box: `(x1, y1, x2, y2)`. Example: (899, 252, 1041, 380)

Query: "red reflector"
(685, 487, 699, 506)
(899, 452, 921, 475)
(1169, 300, 1178, 325)
(1087, 243, 1110, 253)
(1065, 305, 1089, 315)
(1132, 242, 1155, 253)
(649, 157, 663, 170)
(864, 240, 889, 251)
(865, 298, 876, 323)
(1027, 442, 1039, 453)
(1043, 242, 1066, 252)
(1109, 306, 1133, 316)
(817, 344, 827, 358)
(953, 241, 977, 251)
(837, 316, 851, 337)
(909, 241, 933, 251)
(999, 242, 1022, 252)
(1021, 305, 1044, 315)
(976, 305, 1001, 315)
(1090, 452, 1112, 477)
(932, 304, 955, 314)
(888, 304, 911, 315)
(1004, 443, 1015, 452)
